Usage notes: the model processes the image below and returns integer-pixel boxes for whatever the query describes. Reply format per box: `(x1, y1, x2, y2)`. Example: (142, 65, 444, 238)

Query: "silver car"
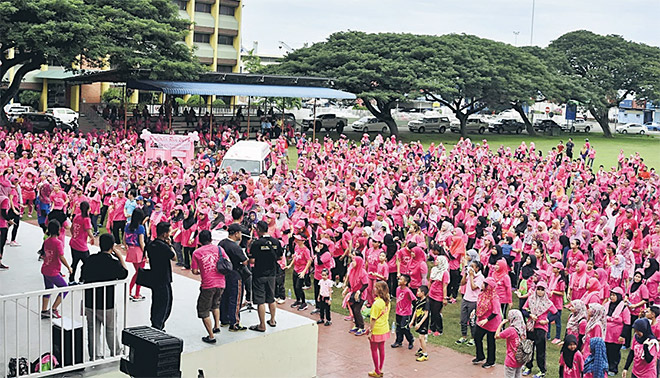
(407, 116, 450, 133)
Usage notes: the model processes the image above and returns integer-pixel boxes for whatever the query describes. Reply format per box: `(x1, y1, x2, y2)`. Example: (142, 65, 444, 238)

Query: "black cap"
(256, 220, 269, 233)
(227, 223, 242, 234)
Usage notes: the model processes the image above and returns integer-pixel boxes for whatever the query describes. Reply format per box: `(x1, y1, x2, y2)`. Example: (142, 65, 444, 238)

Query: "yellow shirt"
(370, 298, 390, 336)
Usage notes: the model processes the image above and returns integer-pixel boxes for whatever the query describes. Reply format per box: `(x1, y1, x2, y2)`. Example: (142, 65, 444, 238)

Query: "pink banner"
(140, 130, 199, 166)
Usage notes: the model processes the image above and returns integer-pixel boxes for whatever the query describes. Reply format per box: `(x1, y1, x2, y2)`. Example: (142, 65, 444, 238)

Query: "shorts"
(416, 325, 429, 335)
(43, 274, 69, 298)
(252, 276, 276, 305)
(197, 287, 224, 318)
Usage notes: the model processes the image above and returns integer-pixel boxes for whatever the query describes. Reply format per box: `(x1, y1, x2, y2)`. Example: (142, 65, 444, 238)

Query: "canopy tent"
(126, 80, 356, 99)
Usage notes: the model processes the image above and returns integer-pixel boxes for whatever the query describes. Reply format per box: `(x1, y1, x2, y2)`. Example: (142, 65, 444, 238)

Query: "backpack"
(216, 246, 233, 274)
(7, 357, 29, 377)
(30, 353, 59, 373)
(514, 335, 534, 365)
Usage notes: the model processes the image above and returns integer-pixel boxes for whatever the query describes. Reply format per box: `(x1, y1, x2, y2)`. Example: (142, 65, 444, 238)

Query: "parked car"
(533, 119, 562, 132)
(563, 119, 591, 133)
(489, 119, 524, 134)
(4, 104, 33, 121)
(46, 107, 79, 127)
(616, 123, 648, 134)
(450, 118, 488, 134)
(302, 113, 348, 133)
(17, 113, 69, 133)
(644, 122, 660, 131)
(407, 116, 451, 133)
(351, 116, 389, 133)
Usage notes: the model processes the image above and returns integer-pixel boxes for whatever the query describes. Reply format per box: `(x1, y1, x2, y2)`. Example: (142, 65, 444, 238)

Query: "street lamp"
(513, 31, 520, 46)
(530, 0, 536, 46)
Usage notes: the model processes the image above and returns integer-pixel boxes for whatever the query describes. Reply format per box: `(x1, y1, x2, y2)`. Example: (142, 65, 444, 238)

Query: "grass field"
(290, 129, 660, 170)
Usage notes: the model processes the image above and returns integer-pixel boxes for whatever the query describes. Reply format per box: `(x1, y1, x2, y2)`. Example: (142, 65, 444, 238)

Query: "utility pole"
(513, 31, 520, 46)
(530, 0, 536, 46)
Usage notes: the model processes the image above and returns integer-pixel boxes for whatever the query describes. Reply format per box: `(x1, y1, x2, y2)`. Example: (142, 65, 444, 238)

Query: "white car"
(351, 116, 389, 133)
(4, 104, 33, 120)
(616, 123, 648, 134)
(46, 107, 78, 126)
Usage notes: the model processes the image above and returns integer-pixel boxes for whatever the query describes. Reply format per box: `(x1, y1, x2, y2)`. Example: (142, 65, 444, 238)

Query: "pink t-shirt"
(560, 350, 584, 378)
(463, 272, 484, 302)
(292, 245, 311, 274)
(0, 198, 9, 228)
(395, 286, 416, 316)
(191, 244, 227, 289)
(499, 327, 524, 368)
(631, 337, 659, 378)
(41, 237, 64, 276)
(69, 215, 92, 252)
(319, 278, 333, 297)
(429, 270, 450, 302)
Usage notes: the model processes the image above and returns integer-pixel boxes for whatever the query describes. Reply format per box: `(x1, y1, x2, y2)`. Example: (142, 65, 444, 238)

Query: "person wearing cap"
(248, 220, 283, 332)
(287, 234, 312, 311)
(604, 287, 631, 375)
(47, 197, 71, 247)
(219, 223, 249, 332)
(521, 280, 558, 378)
(473, 276, 501, 369)
(546, 261, 565, 345)
(108, 188, 127, 246)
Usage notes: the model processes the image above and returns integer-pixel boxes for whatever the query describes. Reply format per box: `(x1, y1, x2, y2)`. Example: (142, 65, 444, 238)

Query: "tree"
(242, 49, 264, 73)
(18, 90, 41, 109)
(101, 88, 123, 103)
(547, 31, 660, 137)
(269, 32, 434, 135)
(212, 98, 225, 108)
(0, 0, 204, 125)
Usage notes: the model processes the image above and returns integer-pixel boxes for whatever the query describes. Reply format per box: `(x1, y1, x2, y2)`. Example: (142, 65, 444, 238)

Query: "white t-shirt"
(463, 272, 484, 302)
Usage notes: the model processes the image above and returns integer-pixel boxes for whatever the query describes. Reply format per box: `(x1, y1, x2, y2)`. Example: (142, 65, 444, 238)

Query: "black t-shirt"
(413, 297, 430, 328)
(249, 235, 283, 278)
(81, 252, 129, 309)
(219, 238, 247, 271)
(146, 239, 175, 285)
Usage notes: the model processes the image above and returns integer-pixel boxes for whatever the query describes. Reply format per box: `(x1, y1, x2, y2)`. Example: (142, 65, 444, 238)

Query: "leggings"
(183, 246, 195, 269)
(318, 296, 331, 321)
(429, 298, 444, 333)
(369, 340, 385, 375)
(130, 261, 146, 297)
(448, 269, 461, 299)
(605, 341, 622, 374)
(8, 210, 20, 242)
(112, 220, 126, 244)
(474, 325, 496, 365)
(70, 248, 90, 282)
(526, 328, 547, 373)
(0, 227, 7, 259)
(293, 272, 305, 303)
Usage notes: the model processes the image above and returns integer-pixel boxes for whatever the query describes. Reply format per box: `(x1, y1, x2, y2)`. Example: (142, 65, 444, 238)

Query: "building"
(618, 99, 659, 125)
(1, 0, 243, 111)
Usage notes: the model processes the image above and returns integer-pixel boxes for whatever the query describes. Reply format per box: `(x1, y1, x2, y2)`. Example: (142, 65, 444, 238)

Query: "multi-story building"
(1, 0, 243, 111)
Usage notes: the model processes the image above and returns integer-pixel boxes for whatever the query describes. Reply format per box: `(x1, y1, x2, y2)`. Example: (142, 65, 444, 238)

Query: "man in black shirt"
(219, 224, 248, 331)
(248, 221, 283, 332)
(80, 234, 129, 360)
(147, 222, 176, 330)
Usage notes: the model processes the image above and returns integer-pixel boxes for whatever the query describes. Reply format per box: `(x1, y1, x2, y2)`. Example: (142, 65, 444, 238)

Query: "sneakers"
(228, 325, 247, 332)
(276, 298, 286, 304)
(472, 358, 485, 365)
(455, 337, 467, 345)
(533, 373, 545, 378)
(367, 372, 383, 378)
(390, 343, 402, 348)
(52, 309, 61, 319)
(415, 348, 423, 357)
(40, 310, 51, 319)
(317, 319, 325, 324)
(201, 336, 216, 344)
(522, 368, 532, 376)
(324, 321, 332, 326)
(349, 327, 359, 334)
(290, 301, 301, 308)
(344, 316, 353, 321)
(551, 338, 561, 344)
(354, 329, 366, 336)
(607, 372, 616, 376)
(416, 354, 428, 362)
(466, 339, 475, 346)
(336, 282, 343, 288)
(482, 363, 494, 369)
(298, 303, 308, 311)
(0, 263, 8, 270)
(433, 331, 441, 337)
(310, 309, 320, 315)
(9, 241, 20, 247)
(408, 342, 414, 350)
(130, 295, 145, 302)
(302, 286, 310, 290)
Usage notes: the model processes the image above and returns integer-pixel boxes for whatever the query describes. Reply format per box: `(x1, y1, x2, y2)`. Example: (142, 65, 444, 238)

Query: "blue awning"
(127, 80, 356, 99)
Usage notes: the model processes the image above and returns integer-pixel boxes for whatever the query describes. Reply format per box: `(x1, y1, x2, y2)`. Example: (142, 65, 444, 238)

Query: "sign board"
(565, 103, 577, 121)
(140, 130, 199, 166)
(545, 106, 550, 114)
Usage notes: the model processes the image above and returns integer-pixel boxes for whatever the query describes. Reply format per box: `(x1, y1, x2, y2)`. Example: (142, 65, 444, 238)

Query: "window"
(219, 5, 234, 15)
(176, 0, 187, 10)
(216, 65, 233, 73)
(217, 35, 233, 45)
(193, 33, 211, 43)
(195, 2, 212, 12)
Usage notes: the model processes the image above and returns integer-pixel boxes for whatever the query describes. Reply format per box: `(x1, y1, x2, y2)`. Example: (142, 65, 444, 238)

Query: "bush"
(186, 95, 204, 107)
(212, 99, 226, 108)
(18, 90, 41, 109)
(102, 88, 123, 103)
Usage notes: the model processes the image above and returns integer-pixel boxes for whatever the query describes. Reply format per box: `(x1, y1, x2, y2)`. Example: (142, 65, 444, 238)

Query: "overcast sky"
(241, 0, 660, 55)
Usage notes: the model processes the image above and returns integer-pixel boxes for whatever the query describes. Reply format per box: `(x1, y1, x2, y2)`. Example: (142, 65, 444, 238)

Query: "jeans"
(85, 307, 121, 360)
(395, 314, 414, 345)
(150, 283, 172, 330)
(429, 298, 444, 333)
(90, 214, 99, 234)
(459, 299, 476, 337)
(293, 272, 305, 303)
(70, 248, 90, 283)
(220, 272, 242, 326)
(183, 247, 194, 269)
(526, 328, 547, 373)
(474, 325, 496, 364)
(546, 310, 562, 340)
(505, 366, 523, 378)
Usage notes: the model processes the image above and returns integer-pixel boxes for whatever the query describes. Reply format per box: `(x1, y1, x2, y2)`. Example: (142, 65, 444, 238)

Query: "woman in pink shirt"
(547, 261, 566, 344)
(473, 277, 501, 369)
(581, 278, 602, 306)
(626, 270, 650, 348)
(40, 220, 72, 319)
(560, 334, 584, 378)
(495, 309, 526, 378)
(570, 261, 589, 301)
(69, 201, 94, 283)
(623, 318, 660, 378)
(288, 235, 312, 311)
(492, 258, 512, 315)
(428, 255, 449, 336)
(521, 281, 557, 377)
(583, 303, 606, 359)
(604, 287, 630, 375)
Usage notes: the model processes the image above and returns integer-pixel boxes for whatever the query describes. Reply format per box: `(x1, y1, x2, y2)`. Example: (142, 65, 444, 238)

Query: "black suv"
(533, 119, 561, 132)
(490, 119, 525, 134)
(19, 113, 73, 133)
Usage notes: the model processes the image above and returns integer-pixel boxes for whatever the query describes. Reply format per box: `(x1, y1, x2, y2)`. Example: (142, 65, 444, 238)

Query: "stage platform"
(0, 223, 317, 378)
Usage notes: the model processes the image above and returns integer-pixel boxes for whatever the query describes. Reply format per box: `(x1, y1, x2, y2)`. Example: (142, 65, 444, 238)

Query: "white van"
(221, 140, 274, 176)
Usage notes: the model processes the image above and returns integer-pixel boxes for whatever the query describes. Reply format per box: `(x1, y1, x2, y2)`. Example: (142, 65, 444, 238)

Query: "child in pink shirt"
(559, 334, 584, 378)
(317, 268, 333, 326)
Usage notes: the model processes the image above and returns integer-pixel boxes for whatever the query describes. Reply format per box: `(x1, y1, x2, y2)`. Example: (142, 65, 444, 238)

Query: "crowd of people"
(0, 124, 659, 378)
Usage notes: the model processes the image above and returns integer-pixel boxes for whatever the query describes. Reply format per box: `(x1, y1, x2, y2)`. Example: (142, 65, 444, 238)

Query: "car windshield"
(221, 159, 261, 175)
(424, 118, 438, 123)
(356, 117, 370, 123)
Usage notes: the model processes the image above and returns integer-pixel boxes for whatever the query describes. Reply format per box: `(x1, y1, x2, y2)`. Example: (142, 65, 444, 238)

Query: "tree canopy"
(0, 0, 204, 123)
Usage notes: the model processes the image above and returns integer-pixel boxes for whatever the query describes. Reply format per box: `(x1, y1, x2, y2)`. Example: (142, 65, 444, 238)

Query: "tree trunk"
(362, 98, 398, 136)
(383, 116, 398, 136)
(0, 59, 43, 126)
(458, 114, 468, 139)
(512, 103, 536, 136)
(589, 107, 613, 138)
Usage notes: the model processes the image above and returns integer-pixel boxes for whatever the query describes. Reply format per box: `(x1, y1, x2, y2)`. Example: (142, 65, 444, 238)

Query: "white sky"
(241, 0, 660, 55)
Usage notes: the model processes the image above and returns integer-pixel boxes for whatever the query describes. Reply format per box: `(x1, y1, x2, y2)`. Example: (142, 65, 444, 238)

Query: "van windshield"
(221, 159, 261, 175)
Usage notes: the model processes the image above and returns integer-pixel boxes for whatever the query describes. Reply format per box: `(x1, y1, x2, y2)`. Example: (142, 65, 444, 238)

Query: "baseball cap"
(227, 223, 242, 234)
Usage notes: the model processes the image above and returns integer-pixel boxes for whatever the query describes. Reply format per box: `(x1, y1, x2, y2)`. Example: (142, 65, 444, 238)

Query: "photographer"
(219, 224, 249, 331)
(248, 221, 283, 332)
(80, 233, 128, 359)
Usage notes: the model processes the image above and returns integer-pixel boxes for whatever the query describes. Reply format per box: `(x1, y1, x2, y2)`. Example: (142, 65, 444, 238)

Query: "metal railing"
(0, 279, 129, 377)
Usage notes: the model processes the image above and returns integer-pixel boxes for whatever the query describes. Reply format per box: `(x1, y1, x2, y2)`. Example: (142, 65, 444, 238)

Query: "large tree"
(547, 30, 660, 137)
(0, 0, 203, 124)
(269, 31, 432, 135)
